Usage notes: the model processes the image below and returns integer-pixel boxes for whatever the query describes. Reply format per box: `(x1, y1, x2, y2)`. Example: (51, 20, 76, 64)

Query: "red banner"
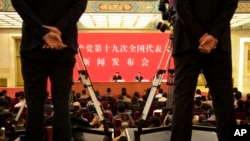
(74, 32, 174, 82)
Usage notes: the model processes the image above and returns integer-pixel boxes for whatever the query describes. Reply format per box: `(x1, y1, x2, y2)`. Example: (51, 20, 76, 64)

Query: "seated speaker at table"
(112, 72, 122, 82)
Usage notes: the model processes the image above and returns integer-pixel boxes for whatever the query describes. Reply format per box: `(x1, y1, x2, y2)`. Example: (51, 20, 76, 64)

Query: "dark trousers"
(170, 49, 236, 141)
(21, 48, 76, 141)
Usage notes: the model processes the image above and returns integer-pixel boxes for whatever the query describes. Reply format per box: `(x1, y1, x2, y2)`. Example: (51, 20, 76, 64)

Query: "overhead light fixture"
(0, 12, 250, 29)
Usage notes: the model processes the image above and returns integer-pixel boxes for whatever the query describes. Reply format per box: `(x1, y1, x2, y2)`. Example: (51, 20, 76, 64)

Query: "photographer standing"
(170, 0, 238, 141)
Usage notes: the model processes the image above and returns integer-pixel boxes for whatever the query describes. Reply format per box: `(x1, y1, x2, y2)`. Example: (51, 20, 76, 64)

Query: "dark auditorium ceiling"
(0, 0, 250, 30)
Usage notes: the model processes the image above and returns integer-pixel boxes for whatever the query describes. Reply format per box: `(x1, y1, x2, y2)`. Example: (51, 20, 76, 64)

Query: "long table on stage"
(72, 81, 169, 98)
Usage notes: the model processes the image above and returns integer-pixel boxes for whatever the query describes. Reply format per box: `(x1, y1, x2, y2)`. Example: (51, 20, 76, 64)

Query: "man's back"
(173, 0, 237, 55)
(11, 0, 87, 52)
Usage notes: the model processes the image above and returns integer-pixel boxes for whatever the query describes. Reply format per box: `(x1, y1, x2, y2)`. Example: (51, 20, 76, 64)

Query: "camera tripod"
(75, 48, 112, 139)
(135, 33, 175, 136)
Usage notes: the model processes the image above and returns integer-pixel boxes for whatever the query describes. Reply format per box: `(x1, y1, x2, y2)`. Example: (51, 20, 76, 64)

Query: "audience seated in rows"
(106, 88, 114, 98)
(200, 95, 212, 111)
(44, 99, 53, 116)
(0, 105, 12, 128)
(4, 86, 250, 140)
(86, 97, 96, 115)
(130, 95, 139, 116)
(193, 99, 207, 113)
(153, 102, 164, 117)
(148, 115, 161, 128)
(0, 90, 11, 110)
(234, 90, 242, 108)
(112, 95, 124, 115)
(80, 90, 89, 100)
(155, 88, 164, 100)
(158, 92, 167, 103)
(207, 109, 216, 121)
(114, 114, 136, 138)
(235, 99, 247, 113)
(14, 91, 25, 108)
(102, 102, 113, 122)
(194, 89, 202, 100)
(113, 124, 128, 141)
(245, 94, 250, 116)
(72, 95, 81, 109)
(112, 102, 134, 125)
(197, 114, 214, 127)
(0, 92, 9, 112)
(120, 87, 131, 104)
(0, 128, 5, 141)
(15, 116, 26, 131)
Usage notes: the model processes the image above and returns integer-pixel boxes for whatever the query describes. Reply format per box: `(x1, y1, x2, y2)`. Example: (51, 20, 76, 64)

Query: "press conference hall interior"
(0, 0, 250, 141)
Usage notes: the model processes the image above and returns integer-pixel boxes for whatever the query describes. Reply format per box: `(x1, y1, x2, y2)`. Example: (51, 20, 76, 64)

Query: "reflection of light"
(239, 38, 250, 91)
(1, 12, 250, 29)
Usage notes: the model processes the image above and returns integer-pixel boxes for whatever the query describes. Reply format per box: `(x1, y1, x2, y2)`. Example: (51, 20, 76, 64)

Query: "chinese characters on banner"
(74, 32, 173, 82)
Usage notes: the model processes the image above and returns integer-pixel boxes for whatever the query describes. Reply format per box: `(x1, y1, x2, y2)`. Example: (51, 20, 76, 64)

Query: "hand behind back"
(198, 34, 218, 54)
(42, 25, 67, 50)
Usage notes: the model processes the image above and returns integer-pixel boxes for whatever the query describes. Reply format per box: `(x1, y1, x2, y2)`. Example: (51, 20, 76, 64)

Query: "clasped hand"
(198, 33, 218, 54)
(42, 25, 67, 50)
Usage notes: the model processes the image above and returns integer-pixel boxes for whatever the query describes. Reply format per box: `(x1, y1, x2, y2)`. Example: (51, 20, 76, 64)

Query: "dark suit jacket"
(135, 76, 143, 81)
(113, 75, 122, 81)
(172, 0, 238, 55)
(11, 0, 87, 53)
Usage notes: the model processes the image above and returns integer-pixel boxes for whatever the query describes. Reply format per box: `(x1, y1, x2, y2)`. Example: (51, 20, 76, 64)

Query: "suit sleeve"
(11, 0, 49, 40)
(175, 0, 238, 42)
(210, 0, 238, 39)
(55, 0, 88, 36)
(175, 0, 206, 42)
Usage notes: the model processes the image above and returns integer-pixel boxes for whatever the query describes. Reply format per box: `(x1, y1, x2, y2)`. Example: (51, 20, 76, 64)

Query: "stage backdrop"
(73, 32, 173, 82)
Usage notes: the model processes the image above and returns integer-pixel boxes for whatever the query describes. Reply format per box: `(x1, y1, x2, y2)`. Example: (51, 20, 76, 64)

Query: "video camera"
(156, 0, 176, 32)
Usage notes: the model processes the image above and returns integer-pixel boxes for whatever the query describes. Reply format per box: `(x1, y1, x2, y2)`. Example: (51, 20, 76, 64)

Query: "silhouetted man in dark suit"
(171, 0, 238, 141)
(11, 0, 87, 140)
(112, 72, 122, 82)
(135, 72, 143, 82)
